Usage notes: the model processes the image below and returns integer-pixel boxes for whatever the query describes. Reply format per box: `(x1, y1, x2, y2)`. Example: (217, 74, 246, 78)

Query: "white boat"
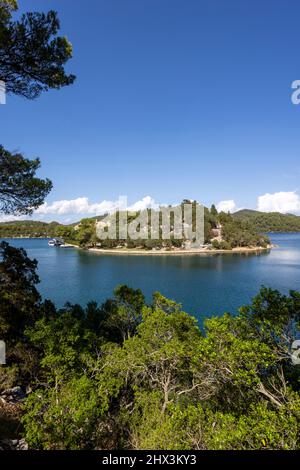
(48, 238, 64, 247)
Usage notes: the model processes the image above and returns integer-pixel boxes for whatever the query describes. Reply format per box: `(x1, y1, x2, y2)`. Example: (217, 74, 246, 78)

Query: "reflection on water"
(2, 233, 300, 322)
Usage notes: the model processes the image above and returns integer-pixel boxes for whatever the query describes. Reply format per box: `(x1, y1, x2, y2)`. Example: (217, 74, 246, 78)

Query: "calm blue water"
(2, 233, 300, 322)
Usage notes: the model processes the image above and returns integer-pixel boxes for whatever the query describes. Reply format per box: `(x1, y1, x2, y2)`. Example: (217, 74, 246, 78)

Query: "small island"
(0, 202, 273, 254)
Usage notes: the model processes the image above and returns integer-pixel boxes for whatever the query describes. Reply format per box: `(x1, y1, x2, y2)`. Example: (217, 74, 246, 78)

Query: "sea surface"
(2, 233, 300, 322)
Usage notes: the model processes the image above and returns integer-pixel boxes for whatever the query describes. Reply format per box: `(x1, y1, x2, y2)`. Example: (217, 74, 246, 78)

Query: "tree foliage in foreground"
(0, 0, 75, 99)
(0, 246, 299, 450)
(0, 0, 75, 217)
(0, 146, 52, 215)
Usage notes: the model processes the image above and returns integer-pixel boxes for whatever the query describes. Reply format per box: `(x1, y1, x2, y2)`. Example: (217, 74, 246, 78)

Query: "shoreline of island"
(0, 237, 276, 255)
(85, 244, 275, 256)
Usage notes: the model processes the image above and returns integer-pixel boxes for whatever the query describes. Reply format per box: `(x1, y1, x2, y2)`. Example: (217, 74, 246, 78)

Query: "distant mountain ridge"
(233, 209, 300, 232)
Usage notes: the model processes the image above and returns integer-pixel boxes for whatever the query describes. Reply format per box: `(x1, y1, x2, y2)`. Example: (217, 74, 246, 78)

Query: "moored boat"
(48, 238, 64, 247)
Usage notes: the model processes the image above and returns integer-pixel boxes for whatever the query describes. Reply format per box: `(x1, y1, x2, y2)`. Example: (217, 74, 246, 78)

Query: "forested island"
(0, 203, 271, 253)
(2, 208, 300, 246)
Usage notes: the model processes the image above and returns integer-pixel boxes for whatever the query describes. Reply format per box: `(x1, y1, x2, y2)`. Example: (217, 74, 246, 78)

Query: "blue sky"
(1, 0, 300, 221)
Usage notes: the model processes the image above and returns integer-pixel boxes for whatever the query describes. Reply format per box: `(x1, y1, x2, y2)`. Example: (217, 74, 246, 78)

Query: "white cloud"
(216, 200, 237, 213)
(36, 197, 118, 216)
(35, 195, 160, 218)
(127, 196, 159, 212)
(257, 191, 300, 214)
(0, 214, 25, 223)
(5, 191, 300, 224)
(0, 196, 166, 224)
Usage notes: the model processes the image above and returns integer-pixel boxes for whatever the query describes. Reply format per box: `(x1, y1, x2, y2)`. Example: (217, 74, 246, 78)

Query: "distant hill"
(0, 215, 109, 239)
(0, 220, 62, 238)
(233, 209, 300, 232)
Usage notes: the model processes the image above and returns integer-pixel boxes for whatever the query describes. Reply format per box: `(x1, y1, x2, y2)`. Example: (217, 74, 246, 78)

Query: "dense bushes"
(218, 212, 270, 249)
(0, 243, 299, 450)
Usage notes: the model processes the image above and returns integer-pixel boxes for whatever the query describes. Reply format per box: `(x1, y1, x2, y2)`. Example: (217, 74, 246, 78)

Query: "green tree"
(100, 285, 145, 342)
(20, 286, 300, 450)
(210, 204, 218, 217)
(0, 0, 75, 99)
(72, 218, 98, 247)
(0, 145, 52, 215)
(0, 241, 41, 340)
(0, 0, 77, 443)
(23, 305, 121, 449)
(211, 239, 220, 249)
(22, 375, 108, 450)
(0, 241, 44, 389)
